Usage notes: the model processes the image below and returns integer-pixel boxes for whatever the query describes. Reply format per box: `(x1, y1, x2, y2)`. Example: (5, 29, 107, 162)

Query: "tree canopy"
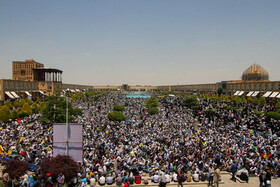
(40, 155, 79, 182)
(182, 95, 198, 108)
(145, 96, 160, 109)
(108, 111, 126, 122)
(40, 95, 81, 123)
(0, 105, 12, 123)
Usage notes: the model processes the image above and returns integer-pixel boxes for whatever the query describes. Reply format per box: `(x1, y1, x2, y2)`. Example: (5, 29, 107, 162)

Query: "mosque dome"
(242, 64, 269, 81)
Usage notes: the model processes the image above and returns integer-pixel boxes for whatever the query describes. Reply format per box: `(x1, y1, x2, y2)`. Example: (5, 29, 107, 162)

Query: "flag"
(17, 118, 21, 123)
(0, 145, 4, 153)
(197, 130, 201, 134)
(20, 145, 27, 156)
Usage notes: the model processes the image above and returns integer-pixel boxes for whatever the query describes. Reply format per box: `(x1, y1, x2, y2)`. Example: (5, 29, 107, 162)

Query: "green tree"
(25, 98, 32, 105)
(182, 95, 198, 108)
(13, 100, 21, 108)
(11, 110, 19, 120)
(40, 95, 78, 123)
(247, 96, 253, 103)
(20, 99, 26, 106)
(31, 102, 39, 114)
(113, 105, 125, 112)
(0, 105, 12, 123)
(259, 97, 266, 106)
(148, 108, 159, 115)
(145, 96, 160, 109)
(107, 111, 126, 122)
(252, 97, 259, 105)
(217, 88, 223, 96)
(21, 103, 32, 116)
(242, 97, 247, 103)
(232, 96, 241, 103)
(266, 111, 280, 120)
(5, 101, 13, 110)
(38, 102, 47, 111)
(276, 102, 280, 109)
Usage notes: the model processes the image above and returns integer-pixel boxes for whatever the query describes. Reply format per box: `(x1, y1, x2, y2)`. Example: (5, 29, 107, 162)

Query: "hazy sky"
(0, 0, 279, 86)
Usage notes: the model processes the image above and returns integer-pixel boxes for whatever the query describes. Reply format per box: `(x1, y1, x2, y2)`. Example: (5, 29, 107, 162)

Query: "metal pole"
(66, 90, 69, 156)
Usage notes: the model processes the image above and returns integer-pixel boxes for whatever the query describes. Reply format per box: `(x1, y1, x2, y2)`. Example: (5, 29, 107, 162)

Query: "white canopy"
(276, 93, 280, 98)
(75, 89, 81, 92)
(11, 91, 20, 98)
(25, 91, 32, 97)
(39, 90, 45, 95)
(246, 91, 254, 97)
(5, 92, 15, 99)
(263, 91, 272, 98)
(238, 91, 244, 96)
(233, 91, 240, 96)
(251, 91, 259, 97)
(269, 92, 279, 98)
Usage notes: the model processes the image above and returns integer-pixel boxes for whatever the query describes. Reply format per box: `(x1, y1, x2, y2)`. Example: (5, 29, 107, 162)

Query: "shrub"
(31, 102, 39, 114)
(145, 96, 160, 109)
(182, 96, 198, 108)
(0, 105, 12, 123)
(21, 103, 32, 116)
(108, 112, 126, 122)
(148, 108, 159, 115)
(259, 97, 266, 106)
(276, 102, 280, 109)
(113, 105, 125, 112)
(13, 100, 21, 108)
(3, 160, 28, 179)
(266, 111, 280, 120)
(40, 155, 79, 182)
(5, 101, 13, 110)
(11, 110, 19, 120)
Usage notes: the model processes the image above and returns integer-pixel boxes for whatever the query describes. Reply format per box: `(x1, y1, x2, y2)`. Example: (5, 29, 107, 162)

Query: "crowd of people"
(1, 92, 280, 187)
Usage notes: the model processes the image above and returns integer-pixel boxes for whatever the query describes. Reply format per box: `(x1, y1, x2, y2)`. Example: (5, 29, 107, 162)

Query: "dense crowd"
(1, 92, 280, 187)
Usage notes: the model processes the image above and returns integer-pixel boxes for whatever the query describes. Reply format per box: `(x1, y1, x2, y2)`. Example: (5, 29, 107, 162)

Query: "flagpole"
(66, 89, 69, 156)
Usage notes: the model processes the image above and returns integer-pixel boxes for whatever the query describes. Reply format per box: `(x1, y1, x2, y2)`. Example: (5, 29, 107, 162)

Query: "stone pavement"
(0, 165, 279, 186)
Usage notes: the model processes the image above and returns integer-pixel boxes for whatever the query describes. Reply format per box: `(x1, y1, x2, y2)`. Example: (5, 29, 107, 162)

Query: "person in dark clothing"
(259, 171, 265, 187)
(32, 176, 41, 187)
(231, 161, 238, 182)
(265, 169, 271, 187)
(177, 171, 183, 187)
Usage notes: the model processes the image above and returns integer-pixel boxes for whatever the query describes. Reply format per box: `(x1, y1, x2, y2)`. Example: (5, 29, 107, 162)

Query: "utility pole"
(66, 89, 69, 156)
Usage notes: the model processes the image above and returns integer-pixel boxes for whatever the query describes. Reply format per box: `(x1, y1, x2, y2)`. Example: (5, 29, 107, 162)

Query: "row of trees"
(0, 99, 46, 123)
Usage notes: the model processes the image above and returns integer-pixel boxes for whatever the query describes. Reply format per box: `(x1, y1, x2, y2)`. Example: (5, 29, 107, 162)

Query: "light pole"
(66, 88, 69, 156)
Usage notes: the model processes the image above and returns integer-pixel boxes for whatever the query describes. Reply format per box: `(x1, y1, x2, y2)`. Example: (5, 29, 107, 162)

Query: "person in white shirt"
(89, 176, 96, 187)
(99, 175, 106, 186)
(192, 172, 200, 182)
(165, 173, 171, 183)
(152, 172, 160, 183)
(172, 172, 178, 182)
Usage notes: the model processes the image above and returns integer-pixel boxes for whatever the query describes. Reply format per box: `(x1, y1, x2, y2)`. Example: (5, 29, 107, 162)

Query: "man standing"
(208, 164, 214, 186)
(177, 171, 183, 187)
(231, 161, 238, 182)
(214, 165, 220, 187)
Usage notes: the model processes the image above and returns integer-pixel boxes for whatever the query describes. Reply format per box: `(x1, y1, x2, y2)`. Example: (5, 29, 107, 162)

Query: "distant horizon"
(1, 0, 279, 85)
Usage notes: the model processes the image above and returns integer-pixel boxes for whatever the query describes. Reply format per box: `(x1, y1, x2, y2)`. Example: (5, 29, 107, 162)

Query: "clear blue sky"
(0, 0, 279, 86)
